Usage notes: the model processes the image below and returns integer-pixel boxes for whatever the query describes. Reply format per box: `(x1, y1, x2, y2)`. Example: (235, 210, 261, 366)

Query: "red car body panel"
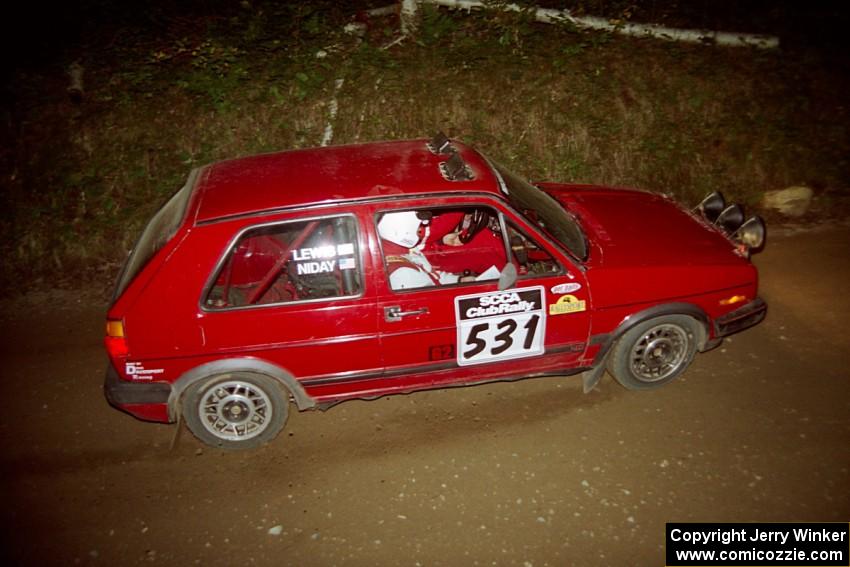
(540, 182, 758, 308)
(104, 138, 766, 426)
(193, 140, 501, 222)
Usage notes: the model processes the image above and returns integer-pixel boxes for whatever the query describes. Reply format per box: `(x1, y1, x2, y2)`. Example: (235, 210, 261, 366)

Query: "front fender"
(592, 302, 711, 367)
(580, 302, 711, 394)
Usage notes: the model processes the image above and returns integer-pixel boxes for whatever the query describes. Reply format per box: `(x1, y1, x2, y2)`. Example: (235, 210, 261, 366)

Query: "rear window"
(204, 215, 362, 309)
(112, 170, 196, 301)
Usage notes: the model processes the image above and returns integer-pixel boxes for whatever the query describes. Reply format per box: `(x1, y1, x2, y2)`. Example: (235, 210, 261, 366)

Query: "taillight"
(105, 319, 129, 357)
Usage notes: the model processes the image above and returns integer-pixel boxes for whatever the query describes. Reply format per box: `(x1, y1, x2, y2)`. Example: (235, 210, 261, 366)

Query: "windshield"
(112, 170, 197, 301)
(489, 160, 588, 261)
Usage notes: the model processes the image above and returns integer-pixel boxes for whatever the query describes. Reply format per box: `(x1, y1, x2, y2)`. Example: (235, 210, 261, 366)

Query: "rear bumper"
(104, 363, 172, 422)
(714, 297, 767, 338)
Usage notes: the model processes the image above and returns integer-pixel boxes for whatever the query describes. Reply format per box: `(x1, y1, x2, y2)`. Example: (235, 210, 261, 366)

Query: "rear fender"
(167, 358, 316, 421)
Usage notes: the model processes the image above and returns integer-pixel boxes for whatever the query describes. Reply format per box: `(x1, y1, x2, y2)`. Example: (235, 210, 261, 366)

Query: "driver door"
(373, 200, 591, 386)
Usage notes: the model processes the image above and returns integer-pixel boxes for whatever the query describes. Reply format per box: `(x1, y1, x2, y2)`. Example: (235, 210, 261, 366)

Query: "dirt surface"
(1, 226, 848, 566)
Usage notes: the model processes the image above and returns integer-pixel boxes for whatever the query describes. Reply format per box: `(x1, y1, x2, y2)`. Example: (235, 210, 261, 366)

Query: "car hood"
(538, 183, 756, 307)
(539, 183, 741, 266)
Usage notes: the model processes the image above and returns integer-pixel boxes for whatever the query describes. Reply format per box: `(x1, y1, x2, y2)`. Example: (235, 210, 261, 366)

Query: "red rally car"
(104, 133, 767, 449)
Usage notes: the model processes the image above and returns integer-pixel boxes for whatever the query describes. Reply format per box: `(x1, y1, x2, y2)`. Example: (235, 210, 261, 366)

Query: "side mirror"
(497, 263, 518, 290)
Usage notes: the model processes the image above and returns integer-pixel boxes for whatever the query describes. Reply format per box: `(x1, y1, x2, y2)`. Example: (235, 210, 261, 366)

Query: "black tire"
(606, 315, 701, 390)
(183, 373, 288, 450)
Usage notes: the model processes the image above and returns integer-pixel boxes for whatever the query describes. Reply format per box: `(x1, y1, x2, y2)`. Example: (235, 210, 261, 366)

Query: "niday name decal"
(292, 243, 356, 275)
(125, 362, 165, 381)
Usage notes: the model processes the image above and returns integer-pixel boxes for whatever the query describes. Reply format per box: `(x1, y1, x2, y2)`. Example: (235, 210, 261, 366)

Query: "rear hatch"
(111, 169, 199, 303)
(105, 169, 199, 364)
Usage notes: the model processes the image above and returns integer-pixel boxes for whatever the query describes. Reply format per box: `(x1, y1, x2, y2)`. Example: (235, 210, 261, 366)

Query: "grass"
(1, 1, 848, 289)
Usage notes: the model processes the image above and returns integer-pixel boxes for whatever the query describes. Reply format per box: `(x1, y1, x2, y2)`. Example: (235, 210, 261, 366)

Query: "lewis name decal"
(292, 242, 356, 275)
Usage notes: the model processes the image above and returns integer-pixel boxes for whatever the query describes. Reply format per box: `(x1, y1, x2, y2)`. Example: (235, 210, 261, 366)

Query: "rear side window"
(113, 171, 196, 300)
(205, 215, 362, 309)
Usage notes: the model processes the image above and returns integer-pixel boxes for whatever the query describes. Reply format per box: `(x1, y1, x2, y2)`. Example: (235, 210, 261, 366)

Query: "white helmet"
(378, 211, 422, 248)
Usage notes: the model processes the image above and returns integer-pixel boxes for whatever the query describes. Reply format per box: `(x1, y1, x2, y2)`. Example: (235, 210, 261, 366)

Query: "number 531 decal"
(454, 287, 546, 366)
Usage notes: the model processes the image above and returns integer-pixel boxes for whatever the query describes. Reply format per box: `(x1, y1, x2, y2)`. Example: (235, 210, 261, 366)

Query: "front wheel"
(183, 373, 288, 449)
(607, 315, 701, 390)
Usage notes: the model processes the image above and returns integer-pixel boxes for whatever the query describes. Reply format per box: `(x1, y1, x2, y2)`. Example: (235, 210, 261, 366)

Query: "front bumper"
(104, 363, 172, 421)
(714, 297, 767, 338)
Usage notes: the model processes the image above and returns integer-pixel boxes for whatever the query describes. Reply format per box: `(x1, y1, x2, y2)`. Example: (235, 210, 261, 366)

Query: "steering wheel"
(459, 210, 490, 244)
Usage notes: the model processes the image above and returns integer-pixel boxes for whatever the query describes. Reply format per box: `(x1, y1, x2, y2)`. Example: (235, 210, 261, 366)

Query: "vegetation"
(1, 1, 848, 289)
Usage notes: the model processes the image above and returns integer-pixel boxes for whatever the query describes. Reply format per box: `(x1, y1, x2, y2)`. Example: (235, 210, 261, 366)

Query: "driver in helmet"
(422, 211, 506, 276)
(378, 210, 506, 290)
(378, 211, 458, 290)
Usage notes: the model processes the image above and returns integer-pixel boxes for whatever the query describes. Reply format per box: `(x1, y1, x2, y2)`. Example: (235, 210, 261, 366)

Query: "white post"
(401, 0, 419, 35)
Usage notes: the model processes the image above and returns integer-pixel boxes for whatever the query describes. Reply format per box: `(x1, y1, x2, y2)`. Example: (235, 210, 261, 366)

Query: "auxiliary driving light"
(734, 215, 766, 250)
(696, 191, 725, 222)
(715, 204, 744, 234)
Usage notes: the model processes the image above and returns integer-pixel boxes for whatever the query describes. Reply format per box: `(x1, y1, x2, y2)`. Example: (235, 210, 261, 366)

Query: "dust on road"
(1, 226, 848, 566)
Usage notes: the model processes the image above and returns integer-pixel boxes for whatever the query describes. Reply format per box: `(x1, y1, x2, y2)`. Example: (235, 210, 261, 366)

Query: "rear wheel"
(607, 315, 701, 390)
(183, 373, 288, 449)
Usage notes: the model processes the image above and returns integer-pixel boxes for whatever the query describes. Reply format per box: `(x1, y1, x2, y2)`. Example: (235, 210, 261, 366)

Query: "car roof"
(191, 138, 502, 223)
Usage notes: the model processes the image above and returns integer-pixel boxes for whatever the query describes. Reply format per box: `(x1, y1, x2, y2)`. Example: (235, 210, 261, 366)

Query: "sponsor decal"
(548, 294, 586, 315)
(458, 290, 542, 320)
(125, 362, 165, 381)
(551, 282, 582, 294)
(291, 242, 356, 275)
(454, 287, 546, 366)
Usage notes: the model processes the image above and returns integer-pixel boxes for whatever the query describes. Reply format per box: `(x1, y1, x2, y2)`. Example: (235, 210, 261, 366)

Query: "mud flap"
(169, 413, 184, 451)
(581, 365, 606, 393)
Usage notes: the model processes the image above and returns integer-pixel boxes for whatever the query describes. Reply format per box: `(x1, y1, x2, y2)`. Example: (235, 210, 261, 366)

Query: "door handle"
(384, 306, 429, 322)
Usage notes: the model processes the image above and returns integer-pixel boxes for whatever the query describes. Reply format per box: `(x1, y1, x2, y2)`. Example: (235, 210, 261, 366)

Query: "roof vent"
(427, 131, 454, 155)
(440, 152, 474, 181)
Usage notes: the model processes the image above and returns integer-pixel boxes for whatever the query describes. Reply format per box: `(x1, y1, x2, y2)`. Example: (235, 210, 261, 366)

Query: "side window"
(507, 222, 562, 277)
(377, 207, 508, 291)
(205, 216, 361, 309)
